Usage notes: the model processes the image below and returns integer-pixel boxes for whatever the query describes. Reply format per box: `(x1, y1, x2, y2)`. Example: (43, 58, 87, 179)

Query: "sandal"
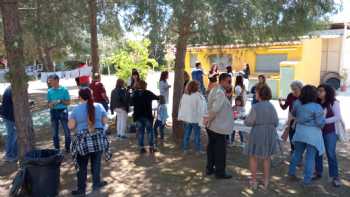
(249, 180, 258, 190)
(263, 179, 269, 190)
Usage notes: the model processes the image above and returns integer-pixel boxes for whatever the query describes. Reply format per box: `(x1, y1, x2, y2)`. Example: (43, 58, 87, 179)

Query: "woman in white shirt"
(178, 80, 208, 154)
(234, 75, 247, 105)
(159, 71, 171, 104)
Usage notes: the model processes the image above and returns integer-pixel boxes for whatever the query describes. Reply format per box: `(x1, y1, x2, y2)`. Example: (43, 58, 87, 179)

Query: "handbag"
(335, 118, 348, 142)
(330, 101, 348, 142)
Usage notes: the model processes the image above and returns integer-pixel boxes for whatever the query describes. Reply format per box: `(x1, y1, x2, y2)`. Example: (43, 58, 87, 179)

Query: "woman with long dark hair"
(159, 71, 171, 104)
(234, 75, 246, 104)
(69, 88, 110, 196)
(314, 84, 341, 187)
(242, 64, 250, 79)
(288, 85, 325, 186)
(128, 69, 141, 91)
(242, 64, 251, 89)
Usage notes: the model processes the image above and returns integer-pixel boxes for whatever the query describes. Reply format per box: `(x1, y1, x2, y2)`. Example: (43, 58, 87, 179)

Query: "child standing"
(154, 96, 168, 145)
(232, 96, 246, 146)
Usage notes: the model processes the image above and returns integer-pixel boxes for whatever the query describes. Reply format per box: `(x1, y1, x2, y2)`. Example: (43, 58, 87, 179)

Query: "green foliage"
(101, 64, 117, 75)
(104, 39, 158, 80)
(120, 0, 170, 66)
(123, 0, 340, 46)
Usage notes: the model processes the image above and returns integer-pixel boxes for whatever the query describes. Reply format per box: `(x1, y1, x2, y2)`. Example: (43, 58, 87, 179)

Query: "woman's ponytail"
(79, 88, 95, 128)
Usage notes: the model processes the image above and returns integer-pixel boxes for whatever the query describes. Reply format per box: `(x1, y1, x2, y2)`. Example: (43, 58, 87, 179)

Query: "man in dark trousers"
(47, 74, 71, 152)
(206, 73, 234, 179)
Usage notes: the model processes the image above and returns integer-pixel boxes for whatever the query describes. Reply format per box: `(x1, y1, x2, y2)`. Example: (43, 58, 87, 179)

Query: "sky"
(332, 0, 350, 22)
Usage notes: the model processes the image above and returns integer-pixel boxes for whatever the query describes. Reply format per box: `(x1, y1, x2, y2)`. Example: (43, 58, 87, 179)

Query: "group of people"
(179, 61, 343, 190)
(0, 62, 345, 194)
(46, 69, 172, 195)
(0, 68, 171, 196)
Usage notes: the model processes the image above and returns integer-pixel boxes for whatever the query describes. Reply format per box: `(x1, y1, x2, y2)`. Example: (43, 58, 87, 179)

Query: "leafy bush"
(104, 39, 158, 81)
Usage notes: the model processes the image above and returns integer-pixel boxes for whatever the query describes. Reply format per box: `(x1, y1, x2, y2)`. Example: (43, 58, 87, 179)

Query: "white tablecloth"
(232, 119, 252, 133)
(233, 119, 286, 137)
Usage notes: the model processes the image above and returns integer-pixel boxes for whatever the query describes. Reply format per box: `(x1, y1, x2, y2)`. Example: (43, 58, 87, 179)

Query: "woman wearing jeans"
(288, 85, 325, 186)
(314, 84, 341, 187)
(69, 88, 109, 196)
(178, 81, 207, 154)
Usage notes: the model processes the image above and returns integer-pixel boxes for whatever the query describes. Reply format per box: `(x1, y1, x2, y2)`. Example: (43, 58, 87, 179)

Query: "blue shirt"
(292, 100, 326, 155)
(47, 86, 70, 110)
(0, 86, 14, 121)
(191, 68, 204, 84)
(69, 103, 107, 133)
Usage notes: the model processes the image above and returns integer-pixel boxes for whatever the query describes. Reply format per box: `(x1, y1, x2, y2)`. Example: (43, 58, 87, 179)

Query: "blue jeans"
(183, 123, 201, 151)
(4, 119, 18, 159)
(76, 151, 102, 192)
(315, 132, 339, 178)
(288, 142, 317, 184)
(50, 109, 71, 151)
(154, 120, 165, 141)
(136, 117, 154, 148)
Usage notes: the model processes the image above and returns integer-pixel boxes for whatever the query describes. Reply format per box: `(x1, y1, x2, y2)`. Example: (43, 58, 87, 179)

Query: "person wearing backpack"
(110, 79, 130, 140)
(314, 84, 341, 187)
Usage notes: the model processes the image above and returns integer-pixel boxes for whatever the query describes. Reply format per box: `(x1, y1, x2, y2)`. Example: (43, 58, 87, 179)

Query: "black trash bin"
(23, 149, 64, 197)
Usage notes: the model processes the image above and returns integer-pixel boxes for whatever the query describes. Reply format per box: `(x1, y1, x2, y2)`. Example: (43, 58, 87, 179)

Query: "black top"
(251, 85, 258, 105)
(0, 86, 14, 121)
(131, 90, 159, 121)
(242, 68, 250, 79)
(110, 88, 130, 113)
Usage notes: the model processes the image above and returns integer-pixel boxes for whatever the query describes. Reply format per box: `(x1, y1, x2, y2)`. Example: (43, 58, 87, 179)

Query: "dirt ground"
(1, 125, 350, 197)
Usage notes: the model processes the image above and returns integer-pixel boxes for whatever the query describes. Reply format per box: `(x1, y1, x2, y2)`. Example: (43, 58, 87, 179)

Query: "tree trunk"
(172, 35, 188, 143)
(43, 47, 54, 71)
(0, 0, 35, 160)
(172, 1, 194, 143)
(38, 46, 54, 71)
(89, 0, 99, 74)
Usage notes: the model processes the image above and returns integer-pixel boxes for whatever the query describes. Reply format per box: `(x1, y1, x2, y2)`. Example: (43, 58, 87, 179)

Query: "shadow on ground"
(1, 125, 350, 197)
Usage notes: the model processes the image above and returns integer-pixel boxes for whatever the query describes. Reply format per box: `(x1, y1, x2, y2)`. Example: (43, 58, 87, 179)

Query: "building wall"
(185, 40, 326, 97)
(185, 44, 303, 76)
(295, 38, 323, 86)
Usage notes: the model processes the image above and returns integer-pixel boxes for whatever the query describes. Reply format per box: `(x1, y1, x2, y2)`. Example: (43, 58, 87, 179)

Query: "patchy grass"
(1, 126, 350, 197)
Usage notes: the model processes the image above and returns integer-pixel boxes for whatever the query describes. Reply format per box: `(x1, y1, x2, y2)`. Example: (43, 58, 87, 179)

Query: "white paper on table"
(40, 72, 48, 83)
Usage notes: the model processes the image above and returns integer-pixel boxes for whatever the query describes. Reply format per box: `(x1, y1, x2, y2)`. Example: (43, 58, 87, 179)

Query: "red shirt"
(89, 81, 107, 103)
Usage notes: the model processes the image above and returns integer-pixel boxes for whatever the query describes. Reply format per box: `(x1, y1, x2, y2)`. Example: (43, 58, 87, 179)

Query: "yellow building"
(185, 24, 350, 98)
